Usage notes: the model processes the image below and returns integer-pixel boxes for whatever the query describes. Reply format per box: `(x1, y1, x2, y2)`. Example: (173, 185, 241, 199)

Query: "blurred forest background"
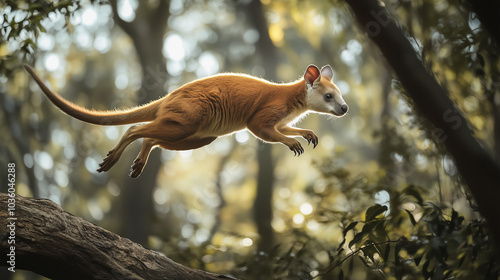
(1, 0, 499, 279)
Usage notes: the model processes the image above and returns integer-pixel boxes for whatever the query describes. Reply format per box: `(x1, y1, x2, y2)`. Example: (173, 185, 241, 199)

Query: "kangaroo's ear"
(304, 64, 321, 86)
(321, 65, 334, 80)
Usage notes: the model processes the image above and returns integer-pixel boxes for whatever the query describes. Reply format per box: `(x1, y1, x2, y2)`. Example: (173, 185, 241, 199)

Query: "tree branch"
(344, 0, 500, 245)
(0, 193, 235, 280)
(109, 0, 169, 102)
(149, 0, 170, 38)
(109, 0, 138, 40)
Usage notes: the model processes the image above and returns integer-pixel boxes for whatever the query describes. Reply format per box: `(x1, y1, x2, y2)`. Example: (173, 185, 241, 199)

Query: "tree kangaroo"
(24, 64, 348, 178)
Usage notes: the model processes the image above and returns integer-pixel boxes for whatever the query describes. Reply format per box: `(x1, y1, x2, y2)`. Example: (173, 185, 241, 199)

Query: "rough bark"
(0, 193, 234, 280)
(345, 0, 500, 244)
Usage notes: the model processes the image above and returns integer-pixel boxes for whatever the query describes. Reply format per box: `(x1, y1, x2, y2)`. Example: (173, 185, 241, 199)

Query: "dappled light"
(1, 0, 500, 279)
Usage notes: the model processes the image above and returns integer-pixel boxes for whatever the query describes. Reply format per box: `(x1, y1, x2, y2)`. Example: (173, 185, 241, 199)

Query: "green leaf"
(457, 252, 466, 268)
(403, 185, 423, 205)
(405, 209, 417, 226)
(338, 247, 344, 255)
(338, 239, 346, 252)
(383, 243, 391, 262)
(414, 255, 422, 266)
(365, 204, 388, 222)
(360, 220, 382, 237)
(349, 232, 366, 248)
(361, 242, 377, 263)
(343, 221, 358, 237)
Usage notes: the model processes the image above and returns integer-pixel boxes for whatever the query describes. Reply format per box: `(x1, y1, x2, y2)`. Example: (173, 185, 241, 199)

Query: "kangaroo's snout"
(341, 104, 349, 114)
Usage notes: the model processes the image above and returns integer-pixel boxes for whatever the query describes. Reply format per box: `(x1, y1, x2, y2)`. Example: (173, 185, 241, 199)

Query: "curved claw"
(303, 133, 319, 149)
(289, 140, 304, 156)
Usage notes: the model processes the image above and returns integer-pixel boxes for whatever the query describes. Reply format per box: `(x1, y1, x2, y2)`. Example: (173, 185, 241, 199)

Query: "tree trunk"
(109, 0, 170, 246)
(345, 0, 500, 246)
(242, 0, 279, 254)
(0, 93, 39, 197)
(490, 92, 500, 165)
(0, 193, 235, 280)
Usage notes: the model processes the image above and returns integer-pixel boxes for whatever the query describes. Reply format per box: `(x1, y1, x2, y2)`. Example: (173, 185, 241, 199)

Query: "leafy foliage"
(0, 1, 80, 76)
(231, 163, 499, 280)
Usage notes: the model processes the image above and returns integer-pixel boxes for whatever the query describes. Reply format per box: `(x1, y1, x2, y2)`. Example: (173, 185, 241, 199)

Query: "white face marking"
(306, 76, 348, 117)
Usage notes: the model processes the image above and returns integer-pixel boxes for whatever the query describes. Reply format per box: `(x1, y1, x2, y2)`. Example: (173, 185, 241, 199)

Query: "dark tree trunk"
(0, 193, 235, 280)
(254, 144, 275, 253)
(490, 93, 500, 165)
(243, 0, 279, 254)
(109, 0, 170, 246)
(345, 0, 500, 246)
(0, 93, 39, 197)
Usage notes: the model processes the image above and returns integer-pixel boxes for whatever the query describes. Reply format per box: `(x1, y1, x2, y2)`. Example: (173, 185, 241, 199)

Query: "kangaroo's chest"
(275, 108, 308, 128)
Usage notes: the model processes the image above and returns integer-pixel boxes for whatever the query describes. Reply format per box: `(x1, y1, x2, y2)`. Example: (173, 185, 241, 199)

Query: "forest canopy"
(1, 0, 499, 279)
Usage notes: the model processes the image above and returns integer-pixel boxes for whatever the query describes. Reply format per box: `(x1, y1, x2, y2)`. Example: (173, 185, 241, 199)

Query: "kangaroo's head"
(303, 64, 348, 117)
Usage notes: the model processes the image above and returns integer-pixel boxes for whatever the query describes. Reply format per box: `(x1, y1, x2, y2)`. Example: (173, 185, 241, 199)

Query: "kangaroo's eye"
(324, 94, 333, 101)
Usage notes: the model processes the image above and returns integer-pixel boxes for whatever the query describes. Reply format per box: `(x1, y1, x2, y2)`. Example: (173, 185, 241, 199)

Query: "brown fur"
(24, 64, 347, 178)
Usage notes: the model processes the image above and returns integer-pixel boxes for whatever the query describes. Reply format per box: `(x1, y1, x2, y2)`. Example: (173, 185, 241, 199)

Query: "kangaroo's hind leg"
(98, 113, 206, 174)
(97, 121, 179, 173)
(98, 125, 142, 173)
(130, 136, 217, 178)
(130, 138, 159, 178)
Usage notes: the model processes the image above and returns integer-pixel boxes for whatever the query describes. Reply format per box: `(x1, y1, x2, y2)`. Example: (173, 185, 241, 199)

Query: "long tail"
(24, 64, 161, 126)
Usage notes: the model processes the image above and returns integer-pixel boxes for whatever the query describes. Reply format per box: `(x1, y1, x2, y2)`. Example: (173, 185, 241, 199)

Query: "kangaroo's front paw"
(97, 149, 118, 172)
(287, 140, 304, 156)
(302, 130, 318, 148)
(129, 157, 146, 178)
